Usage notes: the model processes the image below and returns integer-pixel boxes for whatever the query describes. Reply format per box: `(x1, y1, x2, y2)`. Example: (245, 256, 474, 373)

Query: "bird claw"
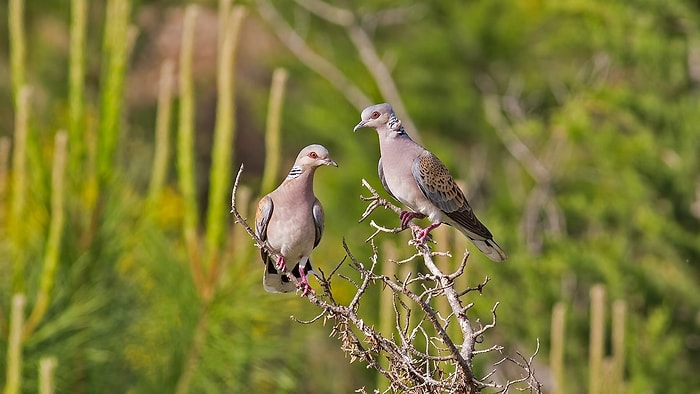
(297, 281, 314, 297)
(415, 229, 430, 244)
(297, 277, 314, 297)
(297, 265, 314, 297)
(413, 222, 442, 244)
(276, 256, 286, 272)
(399, 210, 426, 229)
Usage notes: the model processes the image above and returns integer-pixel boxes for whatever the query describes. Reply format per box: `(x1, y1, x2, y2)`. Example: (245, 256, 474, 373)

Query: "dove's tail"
(263, 257, 317, 293)
(469, 238, 508, 262)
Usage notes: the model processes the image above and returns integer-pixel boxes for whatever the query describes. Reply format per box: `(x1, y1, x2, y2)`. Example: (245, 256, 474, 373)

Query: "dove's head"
(294, 144, 338, 169)
(353, 103, 395, 132)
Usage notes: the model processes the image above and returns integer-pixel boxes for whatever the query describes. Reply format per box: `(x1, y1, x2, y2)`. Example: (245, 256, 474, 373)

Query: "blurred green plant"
(97, 0, 132, 186)
(67, 0, 86, 176)
(260, 67, 287, 195)
(9, 87, 29, 292)
(1, 0, 317, 392)
(23, 131, 68, 338)
(1, 0, 699, 393)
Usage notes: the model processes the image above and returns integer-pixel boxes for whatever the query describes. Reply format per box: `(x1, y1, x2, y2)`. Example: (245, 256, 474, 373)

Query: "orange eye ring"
(309, 151, 318, 159)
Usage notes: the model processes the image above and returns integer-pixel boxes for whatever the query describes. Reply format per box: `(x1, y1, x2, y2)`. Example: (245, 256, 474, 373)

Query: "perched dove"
(255, 144, 338, 295)
(354, 103, 507, 262)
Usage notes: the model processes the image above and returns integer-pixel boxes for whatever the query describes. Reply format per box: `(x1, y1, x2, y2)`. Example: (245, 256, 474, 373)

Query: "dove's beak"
(353, 120, 366, 132)
(325, 159, 338, 167)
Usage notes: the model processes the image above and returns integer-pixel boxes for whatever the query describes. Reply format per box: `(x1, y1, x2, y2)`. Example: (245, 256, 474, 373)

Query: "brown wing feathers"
(413, 153, 493, 239)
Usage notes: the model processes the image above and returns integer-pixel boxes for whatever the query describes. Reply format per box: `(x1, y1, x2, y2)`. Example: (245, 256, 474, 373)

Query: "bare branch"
(457, 276, 491, 298)
(292, 310, 326, 325)
(481, 94, 550, 185)
(472, 344, 505, 356)
(360, 179, 428, 239)
(294, 0, 354, 26)
(495, 340, 543, 393)
(446, 250, 470, 281)
(365, 220, 403, 242)
(255, 0, 371, 109)
(361, 4, 428, 29)
(327, 254, 347, 281)
(472, 302, 499, 339)
(233, 166, 540, 392)
(344, 22, 421, 142)
(259, 0, 422, 142)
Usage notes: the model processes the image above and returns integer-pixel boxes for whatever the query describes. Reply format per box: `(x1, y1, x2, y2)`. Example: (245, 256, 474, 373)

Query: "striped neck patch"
(286, 166, 303, 179)
(389, 113, 406, 136)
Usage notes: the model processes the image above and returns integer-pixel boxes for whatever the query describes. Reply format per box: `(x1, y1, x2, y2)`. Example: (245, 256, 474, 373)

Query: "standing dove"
(255, 144, 338, 295)
(354, 103, 507, 262)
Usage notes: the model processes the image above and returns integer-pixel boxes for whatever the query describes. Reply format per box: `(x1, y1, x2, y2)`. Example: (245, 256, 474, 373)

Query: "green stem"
(0, 137, 11, 234)
(68, 0, 87, 175)
(148, 60, 175, 205)
(204, 6, 247, 293)
(24, 131, 68, 339)
(178, 5, 204, 295)
(10, 87, 30, 292)
(97, 0, 131, 184)
(9, 0, 26, 104)
(218, 0, 232, 52)
(3, 294, 26, 394)
(39, 357, 57, 394)
(260, 68, 288, 194)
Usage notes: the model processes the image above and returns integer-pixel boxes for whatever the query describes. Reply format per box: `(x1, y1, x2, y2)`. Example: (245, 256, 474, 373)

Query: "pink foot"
(297, 267, 313, 297)
(399, 210, 426, 229)
(415, 222, 442, 244)
(276, 255, 286, 272)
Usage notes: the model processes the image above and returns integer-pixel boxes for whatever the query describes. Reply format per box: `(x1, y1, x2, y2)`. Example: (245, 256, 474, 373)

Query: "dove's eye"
(371, 111, 380, 119)
(309, 152, 318, 159)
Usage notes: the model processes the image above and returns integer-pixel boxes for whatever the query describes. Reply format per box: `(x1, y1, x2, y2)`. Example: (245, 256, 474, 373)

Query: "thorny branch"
(231, 165, 541, 393)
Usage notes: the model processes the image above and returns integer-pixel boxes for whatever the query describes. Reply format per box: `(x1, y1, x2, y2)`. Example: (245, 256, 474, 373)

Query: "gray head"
(294, 144, 338, 169)
(286, 144, 337, 180)
(353, 103, 398, 132)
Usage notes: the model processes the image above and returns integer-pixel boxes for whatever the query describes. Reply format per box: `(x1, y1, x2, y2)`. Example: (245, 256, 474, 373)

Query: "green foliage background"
(1, 0, 699, 392)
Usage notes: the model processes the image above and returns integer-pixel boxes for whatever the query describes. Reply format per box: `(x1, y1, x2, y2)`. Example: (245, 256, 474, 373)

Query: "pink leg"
(415, 222, 442, 243)
(276, 255, 286, 271)
(399, 210, 426, 229)
(297, 267, 313, 297)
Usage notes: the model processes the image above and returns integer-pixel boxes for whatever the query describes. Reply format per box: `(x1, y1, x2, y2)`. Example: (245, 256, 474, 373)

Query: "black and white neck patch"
(388, 113, 406, 136)
(286, 166, 303, 179)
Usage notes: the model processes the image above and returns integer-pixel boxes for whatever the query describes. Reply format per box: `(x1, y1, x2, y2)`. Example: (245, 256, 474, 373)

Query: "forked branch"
(231, 165, 541, 392)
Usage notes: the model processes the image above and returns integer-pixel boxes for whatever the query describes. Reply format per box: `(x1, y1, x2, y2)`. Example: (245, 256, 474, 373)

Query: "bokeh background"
(1, 0, 699, 392)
